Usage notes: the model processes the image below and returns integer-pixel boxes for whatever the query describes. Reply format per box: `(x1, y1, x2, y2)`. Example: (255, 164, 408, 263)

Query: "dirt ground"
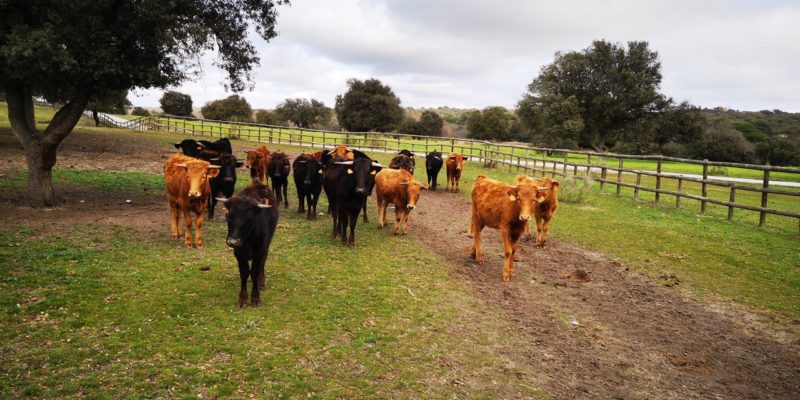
(2, 129, 799, 399)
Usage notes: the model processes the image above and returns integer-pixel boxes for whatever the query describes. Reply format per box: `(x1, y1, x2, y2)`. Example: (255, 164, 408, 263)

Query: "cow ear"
(506, 187, 519, 202)
(174, 143, 181, 149)
(463, 156, 469, 160)
(207, 167, 220, 178)
(552, 180, 560, 189)
(235, 161, 244, 168)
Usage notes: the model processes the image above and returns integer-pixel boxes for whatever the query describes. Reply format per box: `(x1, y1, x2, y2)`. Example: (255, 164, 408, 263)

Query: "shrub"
(558, 176, 594, 205)
(131, 107, 150, 117)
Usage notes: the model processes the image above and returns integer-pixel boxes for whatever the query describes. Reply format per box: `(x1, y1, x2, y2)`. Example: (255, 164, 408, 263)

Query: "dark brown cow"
(164, 154, 220, 248)
(446, 152, 468, 192)
(469, 175, 547, 281)
(374, 168, 427, 235)
(389, 154, 415, 175)
(244, 145, 271, 184)
(513, 175, 560, 247)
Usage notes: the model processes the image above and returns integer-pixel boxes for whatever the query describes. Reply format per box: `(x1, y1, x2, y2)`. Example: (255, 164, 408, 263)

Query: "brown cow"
(244, 145, 271, 185)
(446, 153, 468, 192)
(374, 169, 428, 235)
(513, 175, 560, 247)
(469, 175, 548, 281)
(164, 154, 220, 248)
(331, 145, 355, 160)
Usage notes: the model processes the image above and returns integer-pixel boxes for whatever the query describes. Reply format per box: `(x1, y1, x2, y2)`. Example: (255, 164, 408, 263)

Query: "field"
(1, 109, 799, 398)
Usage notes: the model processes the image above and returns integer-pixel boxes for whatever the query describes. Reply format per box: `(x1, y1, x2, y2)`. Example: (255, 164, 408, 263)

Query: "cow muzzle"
(519, 214, 531, 221)
(226, 238, 241, 248)
(356, 188, 367, 194)
(223, 177, 234, 182)
(303, 180, 312, 185)
(407, 204, 416, 210)
(188, 191, 201, 198)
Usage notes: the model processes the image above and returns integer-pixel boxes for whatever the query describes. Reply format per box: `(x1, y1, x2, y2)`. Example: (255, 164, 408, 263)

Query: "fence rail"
(97, 113, 800, 231)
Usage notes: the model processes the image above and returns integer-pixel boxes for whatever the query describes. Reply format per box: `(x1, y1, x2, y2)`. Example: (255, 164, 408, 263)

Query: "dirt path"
(412, 189, 800, 399)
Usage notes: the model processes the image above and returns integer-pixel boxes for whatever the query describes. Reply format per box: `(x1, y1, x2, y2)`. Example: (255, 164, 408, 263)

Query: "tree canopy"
(201, 95, 253, 122)
(275, 98, 331, 128)
(0, 0, 288, 207)
(467, 106, 522, 141)
(518, 40, 683, 151)
(335, 78, 403, 132)
(160, 91, 194, 117)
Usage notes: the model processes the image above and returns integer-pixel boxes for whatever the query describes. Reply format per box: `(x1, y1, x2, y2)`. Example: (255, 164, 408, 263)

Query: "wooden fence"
(102, 114, 800, 231)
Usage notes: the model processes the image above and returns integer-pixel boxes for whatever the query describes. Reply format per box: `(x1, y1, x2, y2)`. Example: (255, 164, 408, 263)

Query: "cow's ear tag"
(370, 170, 377, 175)
(318, 169, 323, 174)
(347, 168, 353, 174)
(508, 195, 516, 202)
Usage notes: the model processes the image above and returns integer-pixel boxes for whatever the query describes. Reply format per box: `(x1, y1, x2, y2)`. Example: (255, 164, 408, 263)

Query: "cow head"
(175, 160, 220, 198)
(297, 154, 323, 185)
(448, 153, 468, 171)
(390, 154, 414, 174)
(217, 195, 272, 248)
(174, 139, 205, 158)
(268, 152, 289, 177)
(335, 158, 382, 195)
(210, 154, 241, 182)
(507, 184, 548, 221)
(426, 151, 442, 169)
(399, 180, 428, 210)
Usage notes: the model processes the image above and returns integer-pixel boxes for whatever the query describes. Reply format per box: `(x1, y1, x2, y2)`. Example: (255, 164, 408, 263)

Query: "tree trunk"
(5, 83, 90, 207)
(92, 109, 100, 127)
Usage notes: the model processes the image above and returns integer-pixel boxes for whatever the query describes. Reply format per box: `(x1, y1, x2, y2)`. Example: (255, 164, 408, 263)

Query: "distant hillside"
(404, 106, 476, 138)
(702, 107, 800, 140)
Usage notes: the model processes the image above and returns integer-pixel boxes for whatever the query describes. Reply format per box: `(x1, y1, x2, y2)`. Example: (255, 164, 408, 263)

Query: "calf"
(207, 154, 243, 219)
(164, 154, 220, 248)
(425, 150, 443, 191)
(244, 145, 271, 184)
(469, 175, 548, 281)
(323, 154, 382, 246)
(513, 175, 560, 247)
(293, 153, 324, 220)
(174, 138, 231, 160)
(217, 182, 279, 308)
(446, 153, 468, 192)
(375, 168, 427, 235)
(389, 154, 415, 175)
(268, 151, 291, 208)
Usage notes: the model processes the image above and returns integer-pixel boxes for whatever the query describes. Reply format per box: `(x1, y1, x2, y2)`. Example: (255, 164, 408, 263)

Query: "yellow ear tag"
(318, 169, 323, 174)
(347, 168, 353, 174)
(370, 170, 377, 175)
(508, 195, 516, 202)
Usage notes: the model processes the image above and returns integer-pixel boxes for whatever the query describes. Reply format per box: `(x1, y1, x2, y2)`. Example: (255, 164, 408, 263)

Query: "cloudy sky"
(133, 0, 800, 112)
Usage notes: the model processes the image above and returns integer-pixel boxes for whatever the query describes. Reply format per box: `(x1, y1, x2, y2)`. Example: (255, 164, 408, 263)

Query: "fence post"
(633, 173, 642, 201)
(616, 158, 623, 197)
(655, 157, 663, 205)
(676, 178, 683, 209)
(759, 169, 770, 228)
(701, 160, 709, 214)
(600, 167, 607, 190)
(728, 186, 736, 220)
(586, 153, 592, 177)
(562, 153, 568, 175)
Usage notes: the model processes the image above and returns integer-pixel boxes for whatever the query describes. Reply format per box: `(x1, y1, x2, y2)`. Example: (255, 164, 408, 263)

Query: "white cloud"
(133, 0, 800, 112)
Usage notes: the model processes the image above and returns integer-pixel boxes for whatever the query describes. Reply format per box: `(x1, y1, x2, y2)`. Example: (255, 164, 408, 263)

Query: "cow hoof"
(502, 275, 510, 282)
(237, 299, 247, 308)
(250, 299, 261, 307)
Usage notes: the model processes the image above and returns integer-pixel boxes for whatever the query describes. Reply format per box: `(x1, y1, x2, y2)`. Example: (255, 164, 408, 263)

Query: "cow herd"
(164, 139, 559, 305)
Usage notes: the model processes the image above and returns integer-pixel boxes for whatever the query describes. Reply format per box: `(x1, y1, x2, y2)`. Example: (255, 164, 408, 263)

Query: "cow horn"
(257, 201, 272, 209)
(209, 158, 219, 162)
(208, 165, 221, 169)
(298, 160, 308, 164)
(175, 163, 188, 168)
(215, 196, 230, 203)
(399, 181, 410, 186)
(372, 162, 382, 167)
(335, 161, 354, 165)
(537, 186, 550, 190)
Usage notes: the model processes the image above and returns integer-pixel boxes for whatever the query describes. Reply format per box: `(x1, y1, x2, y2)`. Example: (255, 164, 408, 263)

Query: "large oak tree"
(0, 0, 288, 207)
(335, 78, 403, 132)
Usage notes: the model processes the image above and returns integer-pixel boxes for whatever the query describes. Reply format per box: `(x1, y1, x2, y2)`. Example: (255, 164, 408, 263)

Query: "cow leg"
(283, 181, 289, 208)
(393, 206, 402, 235)
(297, 190, 305, 214)
(347, 211, 358, 247)
(376, 197, 385, 228)
(237, 258, 249, 308)
(207, 195, 216, 220)
(362, 198, 369, 223)
(501, 227, 516, 282)
(194, 211, 206, 248)
(468, 210, 484, 265)
(182, 208, 193, 247)
(535, 217, 545, 248)
(402, 209, 411, 235)
(249, 265, 261, 307)
(257, 250, 267, 290)
(170, 204, 180, 239)
(540, 216, 553, 247)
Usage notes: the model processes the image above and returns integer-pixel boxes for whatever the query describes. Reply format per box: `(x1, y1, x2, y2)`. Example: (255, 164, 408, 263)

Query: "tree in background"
(0, 0, 287, 207)
(159, 91, 194, 117)
(417, 110, 444, 136)
(131, 107, 151, 117)
(518, 40, 671, 151)
(467, 106, 521, 141)
(201, 95, 253, 122)
(275, 98, 331, 128)
(255, 109, 281, 125)
(87, 90, 131, 126)
(335, 78, 403, 132)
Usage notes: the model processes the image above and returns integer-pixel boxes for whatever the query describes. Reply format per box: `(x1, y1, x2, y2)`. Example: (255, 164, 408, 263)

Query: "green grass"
(456, 161, 800, 317)
(0, 168, 163, 191)
(0, 172, 543, 398)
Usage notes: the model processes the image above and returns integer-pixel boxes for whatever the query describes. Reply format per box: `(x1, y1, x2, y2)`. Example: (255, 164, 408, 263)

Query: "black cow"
(354, 149, 378, 223)
(207, 154, 243, 219)
(268, 151, 290, 208)
(323, 152, 382, 246)
(174, 138, 232, 160)
(293, 154, 323, 220)
(217, 181, 279, 308)
(426, 150, 444, 191)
